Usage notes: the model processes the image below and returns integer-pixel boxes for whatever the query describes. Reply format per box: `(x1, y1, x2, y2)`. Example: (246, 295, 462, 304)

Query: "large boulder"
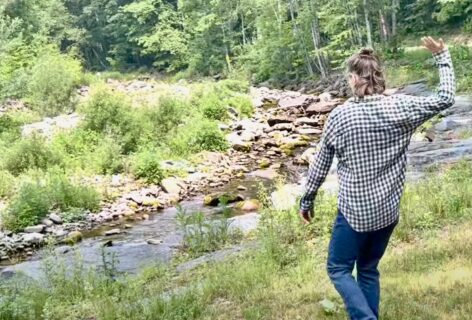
(22, 233, 45, 245)
(161, 177, 183, 195)
(24, 225, 45, 234)
(278, 95, 318, 110)
(306, 99, 343, 115)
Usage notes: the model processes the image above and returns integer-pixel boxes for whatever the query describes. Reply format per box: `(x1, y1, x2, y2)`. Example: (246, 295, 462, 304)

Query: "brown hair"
(346, 48, 386, 98)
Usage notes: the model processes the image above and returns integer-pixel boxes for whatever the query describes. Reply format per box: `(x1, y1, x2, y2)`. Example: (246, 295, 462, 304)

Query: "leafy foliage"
(2, 169, 101, 232)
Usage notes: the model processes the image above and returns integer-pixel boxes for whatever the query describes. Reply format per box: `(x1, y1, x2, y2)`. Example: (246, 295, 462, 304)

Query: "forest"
(1, 0, 472, 89)
(2, 0, 472, 319)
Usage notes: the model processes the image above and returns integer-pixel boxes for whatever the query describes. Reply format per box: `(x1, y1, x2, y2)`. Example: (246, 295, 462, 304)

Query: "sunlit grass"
(2, 163, 472, 319)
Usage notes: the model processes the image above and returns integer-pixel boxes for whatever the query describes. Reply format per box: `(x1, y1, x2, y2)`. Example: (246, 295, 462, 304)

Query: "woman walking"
(299, 37, 455, 320)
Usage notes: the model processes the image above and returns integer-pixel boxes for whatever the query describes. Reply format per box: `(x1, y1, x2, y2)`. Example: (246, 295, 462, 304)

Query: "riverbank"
(2, 160, 472, 319)
(3, 77, 472, 273)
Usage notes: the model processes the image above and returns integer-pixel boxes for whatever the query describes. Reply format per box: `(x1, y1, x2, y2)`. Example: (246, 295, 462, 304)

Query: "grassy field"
(1, 162, 472, 319)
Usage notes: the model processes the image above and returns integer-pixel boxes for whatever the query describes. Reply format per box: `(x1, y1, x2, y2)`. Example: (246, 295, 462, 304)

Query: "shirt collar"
(350, 94, 384, 103)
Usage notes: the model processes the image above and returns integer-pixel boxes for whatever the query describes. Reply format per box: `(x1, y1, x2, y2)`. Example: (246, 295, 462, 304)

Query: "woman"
(299, 37, 455, 320)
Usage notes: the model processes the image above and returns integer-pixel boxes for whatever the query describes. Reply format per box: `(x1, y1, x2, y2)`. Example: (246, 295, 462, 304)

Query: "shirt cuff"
(299, 199, 313, 212)
(432, 49, 452, 66)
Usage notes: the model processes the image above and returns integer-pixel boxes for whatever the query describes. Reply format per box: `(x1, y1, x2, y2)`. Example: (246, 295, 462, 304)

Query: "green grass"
(2, 162, 472, 319)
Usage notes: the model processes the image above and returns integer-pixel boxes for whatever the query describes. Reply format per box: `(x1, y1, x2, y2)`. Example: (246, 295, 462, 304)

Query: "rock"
(237, 185, 247, 191)
(319, 92, 333, 102)
(296, 128, 323, 135)
(258, 158, 271, 169)
(64, 231, 83, 244)
(41, 219, 54, 227)
(249, 168, 279, 180)
(295, 117, 320, 127)
(232, 141, 252, 152)
(236, 199, 261, 212)
(22, 233, 45, 245)
(147, 239, 163, 245)
(49, 213, 63, 224)
(129, 195, 144, 205)
(204, 194, 244, 206)
(265, 123, 293, 133)
(24, 225, 45, 234)
(278, 95, 317, 109)
(105, 229, 121, 236)
(300, 148, 317, 164)
(111, 175, 123, 187)
(267, 116, 295, 127)
(161, 177, 182, 195)
(306, 99, 342, 115)
(271, 184, 304, 211)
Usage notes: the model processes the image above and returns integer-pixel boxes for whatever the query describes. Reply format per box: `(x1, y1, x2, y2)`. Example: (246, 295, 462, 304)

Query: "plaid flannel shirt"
(300, 49, 456, 232)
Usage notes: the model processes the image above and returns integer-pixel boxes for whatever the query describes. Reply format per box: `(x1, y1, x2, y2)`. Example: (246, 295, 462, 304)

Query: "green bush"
(132, 149, 164, 184)
(226, 94, 254, 117)
(46, 169, 101, 213)
(92, 137, 125, 175)
(216, 79, 250, 94)
(0, 170, 15, 198)
(2, 180, 50, 232)
(82, 88, 142, 154)
(141, 96, 187, 143)
(2, 135, 62, 176)
(169, 117, 228, 156)
(26, 50, 83, 116)
(198, 91, 228, 120)
(2, 170, 101, 232)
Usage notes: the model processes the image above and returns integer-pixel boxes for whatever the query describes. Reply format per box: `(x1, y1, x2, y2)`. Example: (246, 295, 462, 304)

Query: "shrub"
(0, 170, 15, 198)
(141, 96, 187, 143)
(2, 180, 50, 232)
(216, 79, 250, 94)
(2, 169, 101, 232)
(132, 149, 164, 184)
(82, 87, 142, 154)
(26, 50, 83, 116)
(2, 135, 62, 176)
(169, 117, 228, 156)
(198, 91, 228, 121)
(226, 94, 254, 117)
(92, 137, 125, 175)
(46, 169, 101, 213)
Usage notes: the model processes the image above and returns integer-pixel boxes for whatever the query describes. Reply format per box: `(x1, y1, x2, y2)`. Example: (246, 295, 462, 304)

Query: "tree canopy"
(1, 0, 471, 84)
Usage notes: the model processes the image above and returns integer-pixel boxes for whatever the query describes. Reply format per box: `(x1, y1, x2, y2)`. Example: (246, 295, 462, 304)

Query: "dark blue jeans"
(327, 212, 397, 320)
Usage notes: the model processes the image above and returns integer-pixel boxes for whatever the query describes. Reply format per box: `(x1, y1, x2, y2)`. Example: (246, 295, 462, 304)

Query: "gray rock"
(105, 229, 121, 236)
(147, 239, 163, 245)
(41, 219, 54, 227)
(161, 177, 183, 195)
(22, 233, 45, 245)
(49, 213, 63, 224)
(24, 225, 45, 234)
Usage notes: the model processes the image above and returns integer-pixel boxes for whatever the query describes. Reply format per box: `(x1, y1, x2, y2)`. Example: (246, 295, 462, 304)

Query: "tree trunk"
(241, 13, 247, 46)
(311, 15, 329, 78)
(391, 0, 398, 37)
(289, 0, 314, 76)
(363, 0, 373, 48)
(379, 9, 390, 42)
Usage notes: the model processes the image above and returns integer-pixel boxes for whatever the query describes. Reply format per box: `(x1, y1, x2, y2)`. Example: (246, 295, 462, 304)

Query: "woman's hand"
(421, 36, 446, 54)
(299, 209, 312, 224)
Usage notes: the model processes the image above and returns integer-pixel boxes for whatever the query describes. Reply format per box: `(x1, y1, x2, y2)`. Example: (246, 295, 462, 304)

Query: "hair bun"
(359, 48, 374, 56)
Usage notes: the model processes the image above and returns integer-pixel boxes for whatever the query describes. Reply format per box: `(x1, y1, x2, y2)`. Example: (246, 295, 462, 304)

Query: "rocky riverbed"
(2, 80, 472, 278)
